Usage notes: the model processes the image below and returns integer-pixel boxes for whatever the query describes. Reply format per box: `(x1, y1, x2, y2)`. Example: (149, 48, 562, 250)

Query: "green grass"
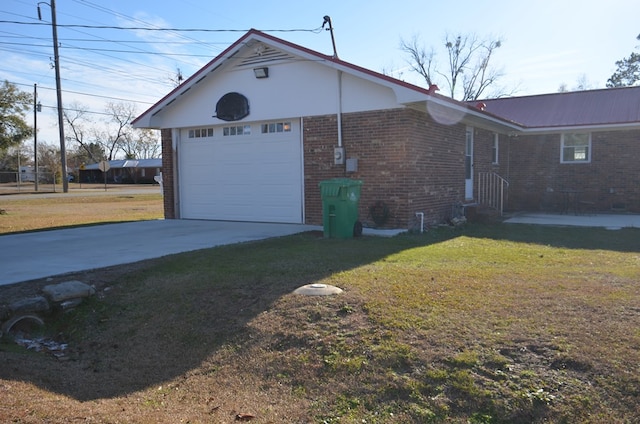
(1, 223, 639, 423)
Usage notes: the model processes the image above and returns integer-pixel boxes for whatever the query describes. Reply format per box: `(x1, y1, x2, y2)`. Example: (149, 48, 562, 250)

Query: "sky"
(2, 0, 639, 150)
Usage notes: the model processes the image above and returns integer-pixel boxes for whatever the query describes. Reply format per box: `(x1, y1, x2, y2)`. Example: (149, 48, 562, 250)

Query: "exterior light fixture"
(253, 67, 269, 79)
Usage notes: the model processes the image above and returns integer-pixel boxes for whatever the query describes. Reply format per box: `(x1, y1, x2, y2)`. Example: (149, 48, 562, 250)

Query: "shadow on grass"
(0, 223, 636, 403)
(465, 222, 640, 253)
(0, 220, 161, 236)
(0, 230, 446, 402)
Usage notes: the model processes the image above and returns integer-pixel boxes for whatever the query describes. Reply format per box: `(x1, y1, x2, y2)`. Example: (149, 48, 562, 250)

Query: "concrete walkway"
(504, 212, 640, 229)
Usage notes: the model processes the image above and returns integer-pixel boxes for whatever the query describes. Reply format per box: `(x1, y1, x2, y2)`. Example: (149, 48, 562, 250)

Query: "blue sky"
(2, 0, 639, 145)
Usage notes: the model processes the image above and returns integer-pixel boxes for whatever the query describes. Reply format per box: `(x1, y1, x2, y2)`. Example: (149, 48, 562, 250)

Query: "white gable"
(136, 36, 402, 129)
(145, 53, 401, 129)
(133, 30, 519, 133)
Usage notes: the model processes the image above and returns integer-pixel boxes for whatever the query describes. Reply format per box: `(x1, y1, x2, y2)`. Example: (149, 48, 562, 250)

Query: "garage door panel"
(179, 121, 303, 223)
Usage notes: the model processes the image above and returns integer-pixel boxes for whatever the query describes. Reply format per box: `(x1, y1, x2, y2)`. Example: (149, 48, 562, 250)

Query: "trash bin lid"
(319, 178, 362, 197)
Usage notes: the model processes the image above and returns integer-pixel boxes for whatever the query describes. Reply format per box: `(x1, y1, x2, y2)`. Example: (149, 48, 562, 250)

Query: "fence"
(0, 171, 60, 194)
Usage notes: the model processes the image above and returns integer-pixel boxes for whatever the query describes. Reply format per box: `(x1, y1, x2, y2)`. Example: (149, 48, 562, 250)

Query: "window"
(561, 133, 591, 163)
(492, 133, 499, 164)
(261, 121, 291, 134)
(223, 125, 251, 136)
(188, 127, 214, 139)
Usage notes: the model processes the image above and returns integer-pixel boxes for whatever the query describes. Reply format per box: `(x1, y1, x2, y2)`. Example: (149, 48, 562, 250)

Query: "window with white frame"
(561, 133, 591, 163)
(261, 121, 291, 134)
(223, 125, 251, 136)
(188, 127, 214, 139)
(492, 133, 499, 164)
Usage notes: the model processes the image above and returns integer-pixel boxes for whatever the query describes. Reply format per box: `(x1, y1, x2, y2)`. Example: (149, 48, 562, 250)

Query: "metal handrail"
(478, 172, 509, 215)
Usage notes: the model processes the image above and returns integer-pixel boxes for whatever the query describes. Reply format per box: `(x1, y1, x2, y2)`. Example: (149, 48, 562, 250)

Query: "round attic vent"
(215, 92, 249, 121)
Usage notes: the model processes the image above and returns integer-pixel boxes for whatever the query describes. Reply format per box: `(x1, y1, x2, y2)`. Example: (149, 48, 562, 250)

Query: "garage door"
(178, 120, 303, 223)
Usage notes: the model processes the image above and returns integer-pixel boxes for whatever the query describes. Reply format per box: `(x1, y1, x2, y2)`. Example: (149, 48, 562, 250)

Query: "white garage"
(178, 119, 303, 223)
(132, 30, 408, 226)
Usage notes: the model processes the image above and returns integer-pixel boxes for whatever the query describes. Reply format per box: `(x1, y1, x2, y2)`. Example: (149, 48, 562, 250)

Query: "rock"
(9, 296, 50, 314)
(59, 298, 83, 311)
(42, 280, 95, 302)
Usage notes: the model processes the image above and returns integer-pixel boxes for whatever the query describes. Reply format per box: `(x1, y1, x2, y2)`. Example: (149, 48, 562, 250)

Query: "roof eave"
(132, 30, 263, 128)
(520, 122, 640, 134)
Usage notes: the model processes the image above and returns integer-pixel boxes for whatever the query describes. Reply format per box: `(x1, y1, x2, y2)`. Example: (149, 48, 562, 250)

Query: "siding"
(303, 108, 468, 228)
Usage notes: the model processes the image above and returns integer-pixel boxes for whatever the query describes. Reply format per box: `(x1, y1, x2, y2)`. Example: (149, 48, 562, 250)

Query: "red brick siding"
(161, 110, 640, 225)
(303, 108, 468, 228)
(160, 128, 176, 219)
(500, 130, 640, 212)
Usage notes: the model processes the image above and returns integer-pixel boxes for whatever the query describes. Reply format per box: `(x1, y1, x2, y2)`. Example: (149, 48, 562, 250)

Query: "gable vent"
(237, 43, 296, 67)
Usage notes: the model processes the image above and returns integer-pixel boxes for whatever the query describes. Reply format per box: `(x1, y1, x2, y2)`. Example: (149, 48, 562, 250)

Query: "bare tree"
(98, 102, 138, 160)
(401, 33, 506, 101)
(558, 74, 596, 92)
(63, 102, 104, 163)
(64, 101, 140, 162)
(119, 128, 161, 159)
(36, 143, 61, 182)
(400, 35, 437, 87)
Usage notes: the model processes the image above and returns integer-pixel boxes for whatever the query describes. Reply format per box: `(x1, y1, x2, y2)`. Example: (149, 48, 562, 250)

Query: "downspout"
(324, 16, 344, 166)
(337, 70, 343, 148)
(172, 128, 180, 219)
(333, 70, 345, 167)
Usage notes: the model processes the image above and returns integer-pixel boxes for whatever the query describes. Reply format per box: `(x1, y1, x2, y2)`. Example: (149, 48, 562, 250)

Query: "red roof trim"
(133, 29, 511, 127)
(132, 30, 259, 126)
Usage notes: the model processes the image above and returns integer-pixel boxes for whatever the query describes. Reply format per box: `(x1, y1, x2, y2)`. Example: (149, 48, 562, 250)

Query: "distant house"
(132, 29, 640, 229)
(80, 159, 162, 184)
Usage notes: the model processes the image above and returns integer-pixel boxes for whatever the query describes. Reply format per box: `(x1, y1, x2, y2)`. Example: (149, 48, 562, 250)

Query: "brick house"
(476, 89, 640, 214)
(133, 29, 640, 229)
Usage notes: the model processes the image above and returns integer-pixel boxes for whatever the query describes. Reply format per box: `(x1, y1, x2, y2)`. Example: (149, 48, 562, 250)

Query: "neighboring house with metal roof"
(80, 159, 162, 184)
(133, 29, 640, 229)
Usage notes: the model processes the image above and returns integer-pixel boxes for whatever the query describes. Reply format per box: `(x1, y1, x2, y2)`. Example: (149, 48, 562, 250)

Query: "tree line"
(1, 83, 160, 178)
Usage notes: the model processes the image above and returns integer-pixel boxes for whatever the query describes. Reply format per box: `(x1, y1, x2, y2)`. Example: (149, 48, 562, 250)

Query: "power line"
(8, 80, 156, 105)
(0, 33, 231, 45)
(0, 20, 324, 33)
(0, 40, 214, 57)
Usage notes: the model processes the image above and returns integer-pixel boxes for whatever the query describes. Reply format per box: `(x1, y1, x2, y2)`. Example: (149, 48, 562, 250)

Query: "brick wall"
(303, 108, 468, 228)
(160, 128, 175, 219)
(501, 130, 640, 213)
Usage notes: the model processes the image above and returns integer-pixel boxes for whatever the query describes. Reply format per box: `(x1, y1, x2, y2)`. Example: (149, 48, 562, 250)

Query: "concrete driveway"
(1, 220, 319, 287)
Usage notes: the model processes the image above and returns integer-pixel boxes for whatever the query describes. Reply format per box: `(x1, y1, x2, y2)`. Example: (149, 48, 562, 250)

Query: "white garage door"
(178, 120, 303, 223)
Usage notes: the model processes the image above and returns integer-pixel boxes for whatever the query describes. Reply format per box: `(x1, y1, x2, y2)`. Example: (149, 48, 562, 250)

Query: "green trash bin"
(319, 178, 363, 238)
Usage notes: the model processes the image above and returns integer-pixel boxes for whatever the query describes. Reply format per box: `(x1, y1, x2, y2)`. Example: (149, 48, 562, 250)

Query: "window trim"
(492, 133, 499, 165)
(261, 121, 292, 134)
(222, 125, 252, 136)
(187, 127, 214, 139)
(560, 132, 591, 164)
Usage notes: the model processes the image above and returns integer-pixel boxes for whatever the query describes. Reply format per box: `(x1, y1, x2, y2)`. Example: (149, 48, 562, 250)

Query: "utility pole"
(38, 0, 68, 192)
(33, 83, 40, 191)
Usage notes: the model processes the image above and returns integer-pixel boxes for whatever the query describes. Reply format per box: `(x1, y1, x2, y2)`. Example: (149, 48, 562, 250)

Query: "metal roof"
(82, 159, 161, 171)
(476, 86, 640, 129)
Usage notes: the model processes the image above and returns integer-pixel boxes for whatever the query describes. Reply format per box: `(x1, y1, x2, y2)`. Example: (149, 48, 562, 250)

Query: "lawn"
(0, 192, 163, 234)
(0, 213, 639, 422)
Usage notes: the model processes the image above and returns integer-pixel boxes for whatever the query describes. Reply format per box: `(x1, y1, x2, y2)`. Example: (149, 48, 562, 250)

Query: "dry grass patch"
(0, 193, 162, 234)
(1, 225, 639, 423)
